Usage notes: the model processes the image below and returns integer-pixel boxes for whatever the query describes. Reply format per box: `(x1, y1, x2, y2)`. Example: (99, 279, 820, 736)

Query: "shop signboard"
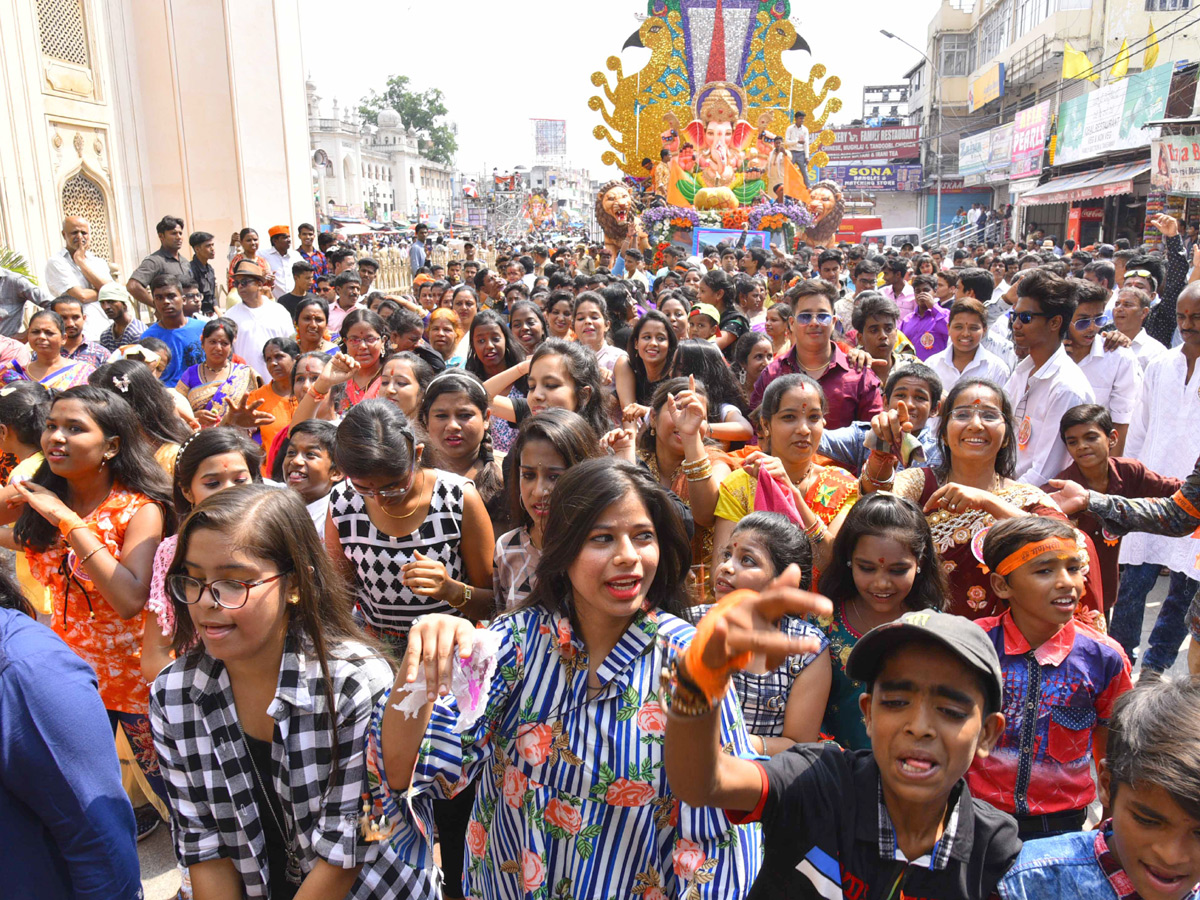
(958, 132, 989, 177)
(1010, 101, 1050, 179)
(987, 123, 1015, 182)
(825, 126, 921, 161)
(820, 164, 923, 191)
(1055, 62, 1173, 164)
(1151, 135, 1200, 196)
(970, 63, 1005, 112)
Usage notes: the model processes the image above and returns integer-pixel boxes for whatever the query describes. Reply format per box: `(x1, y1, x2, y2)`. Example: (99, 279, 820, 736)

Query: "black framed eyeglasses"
(1006, 310, 1052, 324)
(168, 571, 292, 609)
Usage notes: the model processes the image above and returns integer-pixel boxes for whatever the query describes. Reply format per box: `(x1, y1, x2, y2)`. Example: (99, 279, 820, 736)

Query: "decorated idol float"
(590, 0, 846, 262)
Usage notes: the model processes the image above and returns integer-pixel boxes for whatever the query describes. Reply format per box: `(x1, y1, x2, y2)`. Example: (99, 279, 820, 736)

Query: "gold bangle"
(76, 543, 106, 567)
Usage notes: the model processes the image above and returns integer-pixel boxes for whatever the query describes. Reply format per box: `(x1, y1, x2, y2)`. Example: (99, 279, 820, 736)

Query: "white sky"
(299, 0, 943, 181)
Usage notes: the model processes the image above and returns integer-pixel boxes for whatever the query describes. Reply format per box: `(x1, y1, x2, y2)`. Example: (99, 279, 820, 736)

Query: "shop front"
(1016, 160, 1150, 246)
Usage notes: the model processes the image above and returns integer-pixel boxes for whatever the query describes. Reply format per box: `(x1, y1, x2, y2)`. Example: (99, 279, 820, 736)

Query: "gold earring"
(286, 594, 300, 605)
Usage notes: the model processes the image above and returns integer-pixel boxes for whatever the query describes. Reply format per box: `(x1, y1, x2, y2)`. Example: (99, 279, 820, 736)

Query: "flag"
(1111, 39, 1130, 79)
(1062, 41, 1098, 82)
(1145, 19, 1160, 70)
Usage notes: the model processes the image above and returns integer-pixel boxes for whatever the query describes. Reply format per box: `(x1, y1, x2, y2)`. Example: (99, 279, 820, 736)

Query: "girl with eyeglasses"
(0, 386, 175, 813)
(860, 377, 1105, 624)
(327, 398, 494, 650)
(151, 485, 433, 899)
(290, 308, 388, 424)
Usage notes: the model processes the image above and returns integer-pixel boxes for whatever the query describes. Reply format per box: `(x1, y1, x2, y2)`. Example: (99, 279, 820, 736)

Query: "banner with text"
(1151, 135, 1200, 195)
(825, 126, 921, 161)
(958, 132, 990, 177)
(1054, 62, 1172, 165)
(820, 165, 923, 191)
(1009, 101, 1051, 179)
(987, 123, 1015, 182)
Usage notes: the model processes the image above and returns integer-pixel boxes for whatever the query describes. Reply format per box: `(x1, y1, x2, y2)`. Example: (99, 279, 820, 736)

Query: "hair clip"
(0, 386, 16, 398)
(112, 374, 131, 394)
(175, 431, 202, 465)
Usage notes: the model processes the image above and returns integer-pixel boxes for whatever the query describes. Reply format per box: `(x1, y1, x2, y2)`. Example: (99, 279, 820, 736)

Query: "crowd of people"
(2, 207, 1199, 900)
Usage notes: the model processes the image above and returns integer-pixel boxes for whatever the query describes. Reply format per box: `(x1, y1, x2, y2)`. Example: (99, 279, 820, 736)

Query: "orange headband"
(995, 536, 1078, 577)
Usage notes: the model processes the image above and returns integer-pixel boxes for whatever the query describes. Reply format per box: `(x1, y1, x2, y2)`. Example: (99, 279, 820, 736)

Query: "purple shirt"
(899, 305, 950, 360)
(749, 341, 884, 429)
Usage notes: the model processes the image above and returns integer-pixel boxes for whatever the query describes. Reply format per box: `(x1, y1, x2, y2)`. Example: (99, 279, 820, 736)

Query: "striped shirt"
(366, 606, 762, 900)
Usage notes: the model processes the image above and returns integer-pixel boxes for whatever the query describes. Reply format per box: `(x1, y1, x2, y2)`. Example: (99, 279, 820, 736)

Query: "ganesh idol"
(662, 83, 761, 209)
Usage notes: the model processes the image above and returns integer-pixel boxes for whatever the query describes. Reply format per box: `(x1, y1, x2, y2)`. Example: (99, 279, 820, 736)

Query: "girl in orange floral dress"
(1, 385, 174, 803)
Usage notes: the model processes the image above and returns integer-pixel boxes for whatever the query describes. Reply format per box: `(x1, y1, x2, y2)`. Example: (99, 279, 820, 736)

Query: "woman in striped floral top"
(366, 458, 761, 900)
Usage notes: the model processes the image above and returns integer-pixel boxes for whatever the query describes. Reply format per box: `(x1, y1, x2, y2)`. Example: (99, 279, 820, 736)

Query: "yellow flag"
(1145, 19, 1160, 70)
(1062, 41, 1099, 82)
(1111, 39, 1130, 79)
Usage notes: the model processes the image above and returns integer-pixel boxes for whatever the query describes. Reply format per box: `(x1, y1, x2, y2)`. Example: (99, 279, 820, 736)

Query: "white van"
(861, 227, 922, 251)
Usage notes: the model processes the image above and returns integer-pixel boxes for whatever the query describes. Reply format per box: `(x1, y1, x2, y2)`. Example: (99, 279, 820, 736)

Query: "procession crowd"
(2, 209, 1200, 900)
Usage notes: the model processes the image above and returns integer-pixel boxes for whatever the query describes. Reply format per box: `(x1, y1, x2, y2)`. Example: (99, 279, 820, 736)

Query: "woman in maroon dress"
(860, 377, 1105, 628)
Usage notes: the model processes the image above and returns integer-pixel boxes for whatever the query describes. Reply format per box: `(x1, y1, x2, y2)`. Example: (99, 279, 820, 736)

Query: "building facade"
(0, 0, 314, 279)
(306, 81, 454, 230)
(907, 0, 1200, 242)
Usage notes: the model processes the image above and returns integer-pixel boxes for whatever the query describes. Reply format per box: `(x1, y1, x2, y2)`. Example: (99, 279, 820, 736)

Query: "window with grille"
(1146, 0, 1189, 9)
(939, 33, 976, 77)
(61, 171, 111, 260)
(36, 0, 90, 67)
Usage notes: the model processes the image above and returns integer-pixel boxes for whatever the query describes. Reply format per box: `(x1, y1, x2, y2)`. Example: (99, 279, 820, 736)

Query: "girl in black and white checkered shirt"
(149, 485, 434, 899)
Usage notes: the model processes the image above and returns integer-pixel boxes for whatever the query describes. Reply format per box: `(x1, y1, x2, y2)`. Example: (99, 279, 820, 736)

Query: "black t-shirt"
(719, 310, 750, 360)
(743, 743, 1021, 900)
(278, 291, 317, 322)
(244, 733, 299, 900)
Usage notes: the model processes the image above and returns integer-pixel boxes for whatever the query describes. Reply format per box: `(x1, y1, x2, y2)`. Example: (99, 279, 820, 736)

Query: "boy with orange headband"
(971, 517, 1132, 839)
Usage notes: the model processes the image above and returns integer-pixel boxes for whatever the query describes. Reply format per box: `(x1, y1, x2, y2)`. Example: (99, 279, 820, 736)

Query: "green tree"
(359, 75, 458, 166)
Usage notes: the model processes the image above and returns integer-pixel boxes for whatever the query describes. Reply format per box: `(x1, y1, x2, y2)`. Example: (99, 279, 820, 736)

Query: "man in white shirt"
(1111, 283, 1200, 675)
(784, 111, 809, 188)
(43, 216, 111, 342)
(1004, 269, 1095, 487)
(966, 204, 981, 233)
(1063, 279, 1141, 454)
(260, 226, 305, 300)
(1111, 285, 1168, 371)
(223, 260, 295, 379)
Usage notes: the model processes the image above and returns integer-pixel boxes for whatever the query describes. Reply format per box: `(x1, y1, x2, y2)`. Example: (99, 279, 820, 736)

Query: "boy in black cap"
(665, 578, 1020, 899)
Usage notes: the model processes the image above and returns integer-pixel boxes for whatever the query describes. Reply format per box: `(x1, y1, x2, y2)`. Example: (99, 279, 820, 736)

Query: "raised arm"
(665, 569, 831, 810)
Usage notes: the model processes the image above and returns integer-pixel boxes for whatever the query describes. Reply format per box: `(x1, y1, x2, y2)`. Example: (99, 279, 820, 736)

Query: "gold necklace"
(375, 469, 425, 521)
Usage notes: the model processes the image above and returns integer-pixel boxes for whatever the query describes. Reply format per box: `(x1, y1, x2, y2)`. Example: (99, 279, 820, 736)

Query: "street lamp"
(881, 28, 942, 241)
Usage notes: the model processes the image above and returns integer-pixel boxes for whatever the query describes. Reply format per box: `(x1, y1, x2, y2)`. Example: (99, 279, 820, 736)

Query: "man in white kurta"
(1113, 284, 1200, 674)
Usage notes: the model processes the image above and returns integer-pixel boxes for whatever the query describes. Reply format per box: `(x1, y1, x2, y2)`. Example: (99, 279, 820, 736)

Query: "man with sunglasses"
(1063, 278, 1141, 455)
(224, 260, 295, 379)
(748, 278, 883, 428)
(1003, 269, 1095, 487)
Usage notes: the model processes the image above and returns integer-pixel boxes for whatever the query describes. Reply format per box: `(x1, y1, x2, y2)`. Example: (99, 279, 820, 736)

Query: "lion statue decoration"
(595, 179, 650, 259)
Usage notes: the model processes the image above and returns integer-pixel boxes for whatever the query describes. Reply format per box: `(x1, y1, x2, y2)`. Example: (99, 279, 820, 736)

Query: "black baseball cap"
(846, 609, 1003, 712)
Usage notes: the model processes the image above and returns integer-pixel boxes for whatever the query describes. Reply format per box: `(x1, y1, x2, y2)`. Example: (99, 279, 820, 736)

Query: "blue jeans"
(1109, 563, 1198, 672)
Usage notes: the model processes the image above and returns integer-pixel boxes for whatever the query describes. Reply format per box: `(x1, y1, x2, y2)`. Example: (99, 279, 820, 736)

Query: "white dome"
(378, 108, 401, 128)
